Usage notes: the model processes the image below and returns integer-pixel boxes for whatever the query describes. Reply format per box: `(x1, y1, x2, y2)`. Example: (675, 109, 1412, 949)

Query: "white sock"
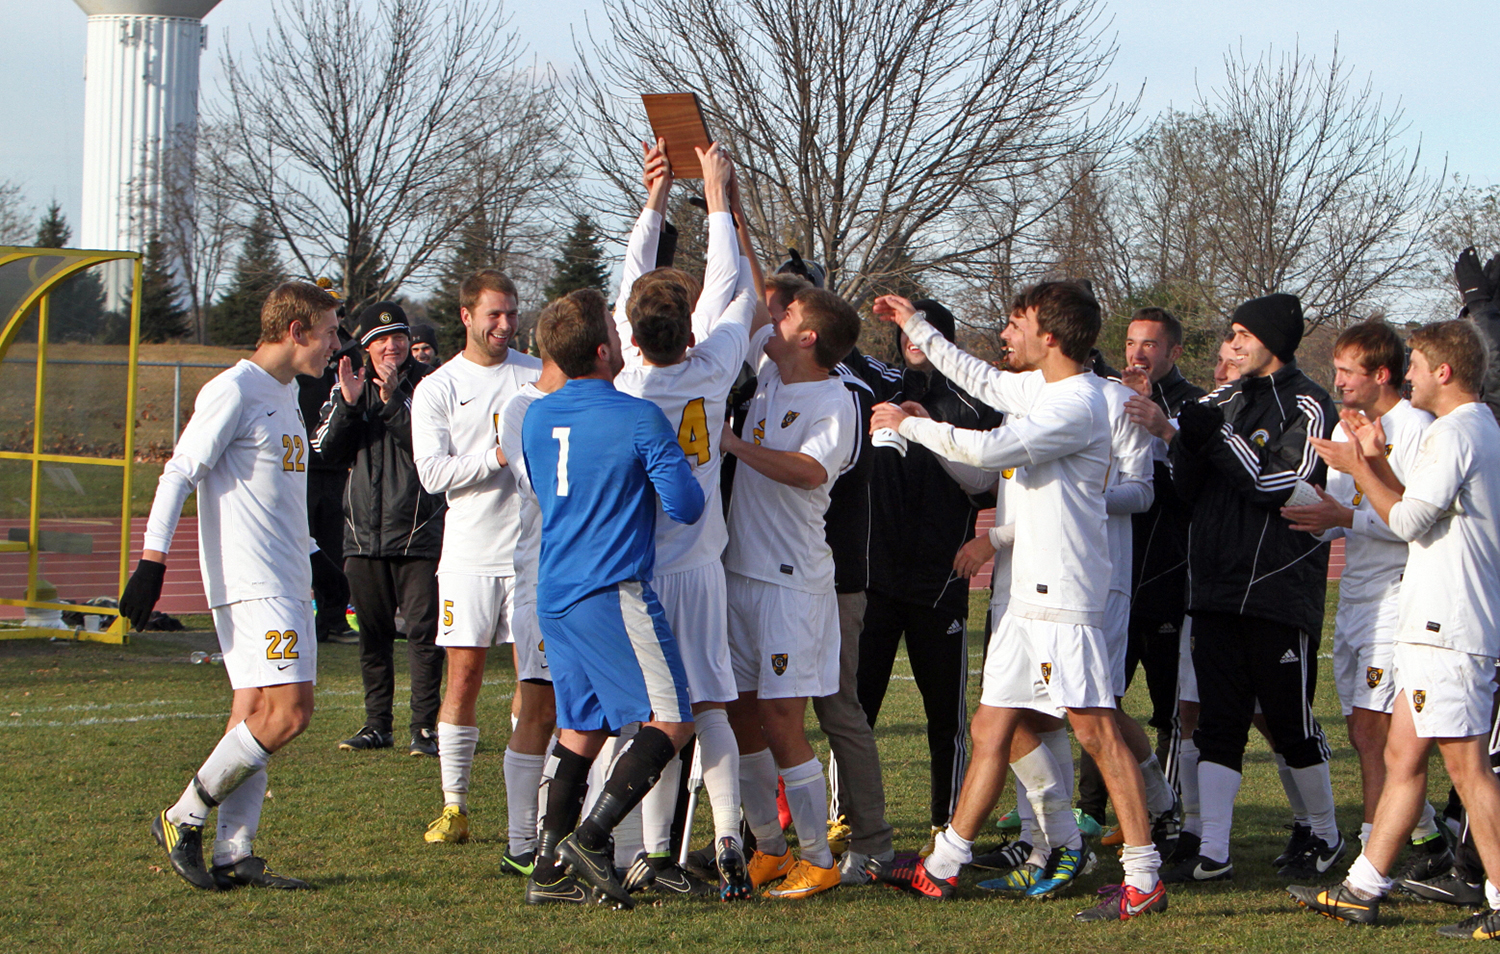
(584, 735, 626, 816)
(437, 723, 479, 812)
(1288, 762, 1339, 844)
(614, 803, 645, 868)
(694, 709, 742, 844)
(1360, 821, 1373, 848)
(1140, 754, 1176, 816)
(1487, 880, 1500, 910)
(1198, 761, 1242, 864)
(1039, 729, 1075, 798)
(1013, 774, 1040, 845)
(640, 752, 682, 856)
(924, 827, 973, 880)
(1120, 842, 1162, 892)
(1013, 745, 1080, 852)
(1345, 852, 1392, 898)
(1412, 801, 1440, 842)
(1178, 737, 1202, 836)
(212, 768, 266, 867)
(502, 748, 546, 856)
(781, 757, 832, 868)
(169, 722, 271, 827)
(1274, 752, 1309, 825)
(739, 748, 786, 855)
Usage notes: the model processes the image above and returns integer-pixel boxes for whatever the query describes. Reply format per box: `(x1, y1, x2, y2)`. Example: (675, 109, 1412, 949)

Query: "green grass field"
(0, 591, 1470, 953)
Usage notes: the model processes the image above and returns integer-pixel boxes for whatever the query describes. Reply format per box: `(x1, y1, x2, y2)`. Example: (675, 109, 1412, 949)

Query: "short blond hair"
(260, 281, 340, 345)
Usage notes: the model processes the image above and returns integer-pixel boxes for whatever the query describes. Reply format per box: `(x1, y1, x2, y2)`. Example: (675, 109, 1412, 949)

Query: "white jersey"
(898, 313, 1111, 625)
(1100, 378, 1155, 595)
(614, 208, 740, 366)
(1322, 398, 1432, 604)
(613, 210, 755, 574)
(143, 360, 313, 607)
(1390, 402, 1500, 657)
(498, 383, 544, 601)
(411, 350, 542, 575)
(723, 325, 856, 594)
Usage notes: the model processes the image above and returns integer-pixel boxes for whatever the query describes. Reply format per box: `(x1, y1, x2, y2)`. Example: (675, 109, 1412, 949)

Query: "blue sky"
(3, 0, 1494, 233)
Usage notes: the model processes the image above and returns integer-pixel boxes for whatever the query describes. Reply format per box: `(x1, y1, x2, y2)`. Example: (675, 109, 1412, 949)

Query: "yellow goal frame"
(0, 246, 143, 644)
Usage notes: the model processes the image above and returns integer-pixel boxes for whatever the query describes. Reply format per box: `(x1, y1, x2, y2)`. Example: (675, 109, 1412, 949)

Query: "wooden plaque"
(642, 93, 713, 179)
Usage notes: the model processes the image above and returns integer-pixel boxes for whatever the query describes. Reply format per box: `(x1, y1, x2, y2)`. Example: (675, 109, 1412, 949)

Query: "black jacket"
(1470, 297, 1500, 424)
(1130, 366, 1205, 623)
(824, 364, 875, 594)
(851, 351, 1003, 617)
(312, 355, 445, 559)
(1170, 361, 1336, 635)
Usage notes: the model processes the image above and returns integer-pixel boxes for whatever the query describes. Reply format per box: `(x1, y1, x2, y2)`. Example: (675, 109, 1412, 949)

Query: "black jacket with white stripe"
(1170, 360, 1336, 635)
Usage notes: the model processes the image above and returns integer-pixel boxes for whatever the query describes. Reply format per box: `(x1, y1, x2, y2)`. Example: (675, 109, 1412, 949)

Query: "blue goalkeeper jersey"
(523, 378, 706, 617)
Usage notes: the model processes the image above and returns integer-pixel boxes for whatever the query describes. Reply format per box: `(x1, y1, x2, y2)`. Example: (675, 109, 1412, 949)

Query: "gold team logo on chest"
(1366, 667, 1383, 689)
(781, 411, 800, 428)
(1250, 428, 1270, 449)
(1040, 662, 1052, 684)
(1411, 690, 1426, 713)
(772, 653, 788, 676)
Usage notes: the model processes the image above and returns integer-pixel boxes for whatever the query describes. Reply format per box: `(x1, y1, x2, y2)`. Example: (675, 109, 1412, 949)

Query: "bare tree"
(1428, 177, 1500, 318)
(571, 0, 1135, 306)
(0, 180, 31, 246)
(205, 0, 570, 316)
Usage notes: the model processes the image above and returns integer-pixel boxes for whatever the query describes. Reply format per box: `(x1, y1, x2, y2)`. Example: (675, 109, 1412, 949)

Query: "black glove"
(1455, 246, 1494, 308)
(310, 549, 349, 616)
(119, 559, 166, 631)
(1485, 254, 1500, 295)
(1175, 400, 1224, 452)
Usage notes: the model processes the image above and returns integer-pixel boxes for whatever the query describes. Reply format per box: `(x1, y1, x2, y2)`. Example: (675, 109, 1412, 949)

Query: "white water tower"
(73, 0, 222, 255)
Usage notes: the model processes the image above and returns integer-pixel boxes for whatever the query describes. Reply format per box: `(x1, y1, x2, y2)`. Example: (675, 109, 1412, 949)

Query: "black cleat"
(645, 857, 714, 896)
(1287, 882, 1380, 925)
(1278, 834, 1348, 880)
(500, 850, 536, 877)
(1151, 797, 1183, 856)
(1274, 823, 1315, 868)
(1164, 830, 1201, 866)
(210, 856, 312, 890)
(152, 809, 216, 890)
(1438, 908, 1500, 940)
(337, 725, 392, 751)
(1389, 838, 1454, 889)
(525, 871, 593, 905)
(971, 840, 1032, 872)
(682, 843, 719, 884)
(1161, 853, 1233, 883)
(1396, 868, 1485, 906)
(716, 837, 752, 901)
(408, 728, 439, 758)
(559, 833, 635, 909)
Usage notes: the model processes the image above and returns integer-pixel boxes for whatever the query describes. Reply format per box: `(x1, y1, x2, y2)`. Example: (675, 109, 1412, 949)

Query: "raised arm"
(872, 294, 1041, 415)
(613, 139, 674, 365)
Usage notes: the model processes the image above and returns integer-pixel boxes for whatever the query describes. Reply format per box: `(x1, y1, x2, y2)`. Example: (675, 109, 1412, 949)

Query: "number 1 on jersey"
(552, 426, 571, 496)
(677, 397, 710, 465)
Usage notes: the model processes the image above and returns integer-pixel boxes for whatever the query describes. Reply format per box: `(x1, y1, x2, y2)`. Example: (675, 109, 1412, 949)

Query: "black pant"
(1077, 610, 1183, 821)
(1192, 610, 1329, 773)
(857, 590, 969, 828)
(308, 470, 347, 638)
(345, 556, 444, 734)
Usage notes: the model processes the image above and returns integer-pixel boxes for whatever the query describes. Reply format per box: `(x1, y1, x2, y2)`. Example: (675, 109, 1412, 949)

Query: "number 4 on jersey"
(677, 398, 710, 465)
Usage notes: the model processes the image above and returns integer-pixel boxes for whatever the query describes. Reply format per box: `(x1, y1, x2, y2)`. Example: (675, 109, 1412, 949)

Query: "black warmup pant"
(345, 555, 444, 735)
(1451, 681, 1500, 884)
(307, 469, 348, 638)
(1077, 611, 1183, 822)
(1191, 610, 1329, 774)
(857, 590, 969, 828)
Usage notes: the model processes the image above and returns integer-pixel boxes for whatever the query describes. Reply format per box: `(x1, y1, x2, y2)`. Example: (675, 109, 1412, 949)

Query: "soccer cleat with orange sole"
(748, 847, 795, 888)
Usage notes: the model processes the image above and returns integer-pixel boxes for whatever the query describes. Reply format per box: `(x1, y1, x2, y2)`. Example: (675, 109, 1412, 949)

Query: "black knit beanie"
(1231, 293, 1303, 362)
(913, 299, 957, 343)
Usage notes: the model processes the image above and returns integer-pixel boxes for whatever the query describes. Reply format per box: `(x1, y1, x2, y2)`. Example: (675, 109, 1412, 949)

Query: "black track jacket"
(1130, 366, 1205, 624)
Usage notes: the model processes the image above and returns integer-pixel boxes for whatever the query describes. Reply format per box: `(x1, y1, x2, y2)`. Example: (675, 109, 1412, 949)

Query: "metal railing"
(2, 357, 234, 445)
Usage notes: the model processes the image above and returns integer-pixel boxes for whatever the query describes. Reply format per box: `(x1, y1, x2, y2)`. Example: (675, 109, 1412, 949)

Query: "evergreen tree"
(543, 215, 610, 301)
(33, 202, 106, 342)
(428, 214, 500, 356)
(136, 234, 189, 342)
(209, 214, 287, 346)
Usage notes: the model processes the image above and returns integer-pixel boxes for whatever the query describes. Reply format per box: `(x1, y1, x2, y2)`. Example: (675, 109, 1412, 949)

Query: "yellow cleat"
(827, 815, 852, 856)
(748, 847, 795, 888)
(1100, 826, 1125, 848)
(767, 858, 840, 899)
(919, 825, 943, 858)
(424, 805, 470, 844)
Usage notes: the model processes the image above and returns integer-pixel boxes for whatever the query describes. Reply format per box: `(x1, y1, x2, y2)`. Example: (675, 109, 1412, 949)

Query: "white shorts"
(725, 572, 839, 700)
(211, 597, 317, 690)
(1333, 594, 1400, 716)
(1393, 642, 1498, 739)
(1105, 590, 1130, 698)
(980, 612, 1115, 717)
(654, 562, 737, 705)
(436, 573, 515, 649)
(1178, 616, 1197, 705)
(510, 596, 551, 682)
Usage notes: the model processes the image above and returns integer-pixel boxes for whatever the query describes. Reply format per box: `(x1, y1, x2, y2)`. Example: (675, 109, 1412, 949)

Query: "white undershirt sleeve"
(142, 454, 208, 554)
(988, 523, 1017, 549)
(1105, 473, 1154, 515)
(932, 452, 998, 497)
(691, 212, 739, 343)
(411, 384, 502, 494)
(1384, 498, 1445, 543)
(900, 312, 1041, 414)
(614, 208, 664, 367)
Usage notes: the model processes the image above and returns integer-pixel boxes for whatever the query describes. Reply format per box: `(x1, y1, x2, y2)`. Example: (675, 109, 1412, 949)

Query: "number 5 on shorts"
(265, 630, 300, 660)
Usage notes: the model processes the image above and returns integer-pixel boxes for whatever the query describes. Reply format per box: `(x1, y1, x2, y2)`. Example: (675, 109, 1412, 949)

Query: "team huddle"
(118, 142, 1500, 935)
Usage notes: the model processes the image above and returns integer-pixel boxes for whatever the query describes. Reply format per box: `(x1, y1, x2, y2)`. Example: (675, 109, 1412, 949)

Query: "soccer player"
(410, 270, 543, 858)
(124, 280, 343, 890)
(720, 283, 862, 900)
(521, 292, 706, 910)
(610, 140, 758, 898)
(869, 284, 1166, 922)
(1290, 319, 1500, 940)
(1281, 320, 1446, 874)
